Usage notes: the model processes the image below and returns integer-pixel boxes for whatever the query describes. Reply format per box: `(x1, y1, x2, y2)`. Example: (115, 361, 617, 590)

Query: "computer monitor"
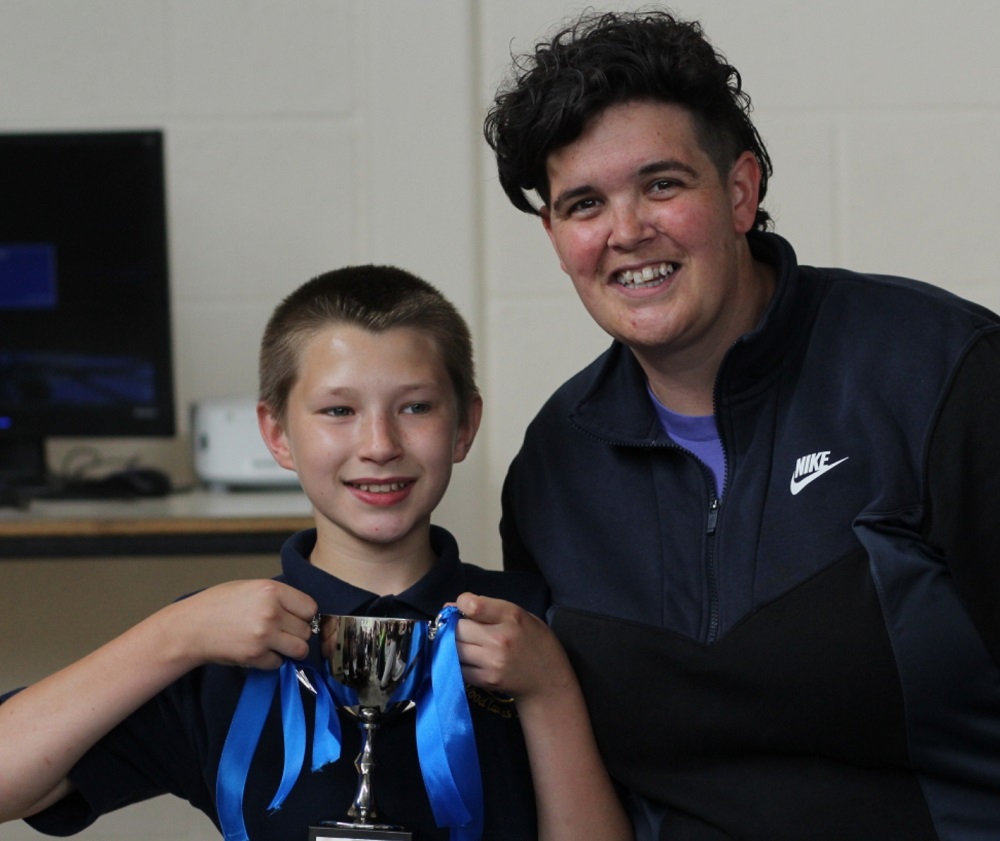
(0, 129, 175, 492)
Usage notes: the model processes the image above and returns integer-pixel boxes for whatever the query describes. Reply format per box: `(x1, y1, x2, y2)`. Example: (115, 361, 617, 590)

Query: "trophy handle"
(427, 607, 463, 641)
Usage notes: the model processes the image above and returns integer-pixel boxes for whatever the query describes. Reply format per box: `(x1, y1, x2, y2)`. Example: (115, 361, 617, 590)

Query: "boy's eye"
(325, 406, 353, 417)
(403, 402, 431, 415)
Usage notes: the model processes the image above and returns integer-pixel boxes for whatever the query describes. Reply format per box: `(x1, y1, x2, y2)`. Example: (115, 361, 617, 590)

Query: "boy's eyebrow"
(317, 381, 443, 395)
(392, 382, 442, 396)
(550, 158, 699, 214)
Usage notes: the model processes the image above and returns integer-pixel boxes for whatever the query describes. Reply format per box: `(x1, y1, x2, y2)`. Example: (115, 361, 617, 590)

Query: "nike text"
(790, 451, 849, 495)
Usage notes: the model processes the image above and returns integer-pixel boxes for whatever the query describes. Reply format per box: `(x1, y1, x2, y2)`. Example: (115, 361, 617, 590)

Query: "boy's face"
(260, 324, 480, 560)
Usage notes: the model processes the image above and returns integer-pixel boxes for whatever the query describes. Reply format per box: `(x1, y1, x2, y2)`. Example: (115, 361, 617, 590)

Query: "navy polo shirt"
(19, 526, 549, 840)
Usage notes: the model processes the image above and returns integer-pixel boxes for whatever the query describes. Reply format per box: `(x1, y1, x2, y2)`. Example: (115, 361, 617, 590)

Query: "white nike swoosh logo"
(789, 457, 849, 495)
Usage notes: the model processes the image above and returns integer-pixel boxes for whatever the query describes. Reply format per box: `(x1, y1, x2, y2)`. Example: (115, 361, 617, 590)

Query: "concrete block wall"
(2, 2, 999, 839)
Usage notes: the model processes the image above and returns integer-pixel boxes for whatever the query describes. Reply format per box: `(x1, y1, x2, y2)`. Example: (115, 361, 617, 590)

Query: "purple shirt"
(648, 387, 726, 496)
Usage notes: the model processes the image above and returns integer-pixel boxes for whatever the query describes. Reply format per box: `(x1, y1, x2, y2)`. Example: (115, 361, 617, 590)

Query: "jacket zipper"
(707, 496, 720, 533)
(573, 426, 726, 644)
(707, 345, 735, 645)
(706, 496, 721, 643)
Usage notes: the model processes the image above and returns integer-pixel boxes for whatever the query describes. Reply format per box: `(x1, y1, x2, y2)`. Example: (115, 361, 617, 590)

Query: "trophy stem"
(348, 707, 380, 824)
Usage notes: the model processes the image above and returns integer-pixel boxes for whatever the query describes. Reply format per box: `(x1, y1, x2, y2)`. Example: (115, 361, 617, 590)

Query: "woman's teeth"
(617, 262, 676, 288)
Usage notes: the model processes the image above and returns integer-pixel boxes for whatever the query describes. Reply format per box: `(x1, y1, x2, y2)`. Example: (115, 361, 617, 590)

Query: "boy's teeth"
(617, 263, 675, 287)
(356, 482, 405, 493)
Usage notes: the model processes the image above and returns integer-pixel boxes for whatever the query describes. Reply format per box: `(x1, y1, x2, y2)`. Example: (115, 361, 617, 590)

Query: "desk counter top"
(0, 489, 314, 558)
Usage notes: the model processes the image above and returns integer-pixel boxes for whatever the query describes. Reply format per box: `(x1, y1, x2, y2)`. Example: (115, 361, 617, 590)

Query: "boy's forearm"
(0, 578, 316, 825)
(453, 593, 633, 840)
(518, 678, 634, 841)
(0, 601, 204, 823)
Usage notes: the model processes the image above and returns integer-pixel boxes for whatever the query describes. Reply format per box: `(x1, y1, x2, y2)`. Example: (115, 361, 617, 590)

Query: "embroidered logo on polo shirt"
(790, 451, 849, 496)
(466, 685, 518, 719)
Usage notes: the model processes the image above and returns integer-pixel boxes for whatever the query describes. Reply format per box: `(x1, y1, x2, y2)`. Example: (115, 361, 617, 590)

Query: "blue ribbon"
(216, 660, 350, 841)
(216, 668, 274, 841)
(416, 606, 484, 841)
(215, 610, 483, 841)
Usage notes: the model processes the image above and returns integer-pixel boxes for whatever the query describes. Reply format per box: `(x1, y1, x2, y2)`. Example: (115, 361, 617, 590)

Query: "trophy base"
(309, 822, 412, 840)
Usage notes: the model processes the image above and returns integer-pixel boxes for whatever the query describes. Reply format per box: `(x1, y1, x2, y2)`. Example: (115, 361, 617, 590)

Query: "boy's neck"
(308, 525, 437, 597)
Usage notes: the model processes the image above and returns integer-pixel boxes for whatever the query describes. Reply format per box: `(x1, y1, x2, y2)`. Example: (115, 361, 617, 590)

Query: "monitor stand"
(0, 437, 57, 507)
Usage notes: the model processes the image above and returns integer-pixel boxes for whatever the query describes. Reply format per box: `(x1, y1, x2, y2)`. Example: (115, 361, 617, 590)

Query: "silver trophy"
(308, 615, 425, 841)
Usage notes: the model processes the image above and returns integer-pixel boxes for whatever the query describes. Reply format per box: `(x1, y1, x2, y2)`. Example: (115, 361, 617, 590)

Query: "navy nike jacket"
(501, 231, 1000, 840)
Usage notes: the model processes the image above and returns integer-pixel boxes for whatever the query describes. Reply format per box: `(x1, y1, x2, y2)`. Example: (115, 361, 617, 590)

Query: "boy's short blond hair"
(259, 265, 478, 425)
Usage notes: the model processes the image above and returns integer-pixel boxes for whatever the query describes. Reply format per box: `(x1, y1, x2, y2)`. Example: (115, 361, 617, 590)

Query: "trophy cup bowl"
(308, 615, 425, 841)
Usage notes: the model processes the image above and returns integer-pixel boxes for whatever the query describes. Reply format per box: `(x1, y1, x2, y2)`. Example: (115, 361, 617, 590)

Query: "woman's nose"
(607, 200, 653, 250)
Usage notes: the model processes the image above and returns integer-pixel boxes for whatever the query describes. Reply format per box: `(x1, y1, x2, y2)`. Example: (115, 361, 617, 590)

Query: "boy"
(0, 265, 630, 841)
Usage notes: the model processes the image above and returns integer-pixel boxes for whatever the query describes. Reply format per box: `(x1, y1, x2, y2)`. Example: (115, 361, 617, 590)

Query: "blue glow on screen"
(0, 244, 57, 310)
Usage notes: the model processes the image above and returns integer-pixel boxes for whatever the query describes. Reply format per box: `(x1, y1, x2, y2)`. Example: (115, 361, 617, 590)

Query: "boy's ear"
(257, 401, 297, 471)
(453, 395, 483, 464)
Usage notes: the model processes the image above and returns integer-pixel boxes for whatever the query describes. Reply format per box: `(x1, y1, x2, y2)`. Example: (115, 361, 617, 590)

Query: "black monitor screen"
(0, 130, 175, 485)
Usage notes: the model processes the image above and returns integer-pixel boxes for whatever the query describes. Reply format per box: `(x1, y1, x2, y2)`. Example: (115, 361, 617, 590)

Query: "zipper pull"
(707, 498, 720, 535)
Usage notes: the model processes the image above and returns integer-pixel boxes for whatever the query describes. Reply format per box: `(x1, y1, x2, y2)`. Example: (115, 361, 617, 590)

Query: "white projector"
(191, 394, 300, 489)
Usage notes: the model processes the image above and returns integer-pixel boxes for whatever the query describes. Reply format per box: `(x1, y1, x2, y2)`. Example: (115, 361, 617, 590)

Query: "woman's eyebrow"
(551, 158, 701, 214)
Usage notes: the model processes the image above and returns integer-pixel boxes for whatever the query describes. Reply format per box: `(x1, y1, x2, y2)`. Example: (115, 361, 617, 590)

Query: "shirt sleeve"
(499, 452, 541, 576)
(22, 670, 223, 836)
(925, 327, 1000, 667)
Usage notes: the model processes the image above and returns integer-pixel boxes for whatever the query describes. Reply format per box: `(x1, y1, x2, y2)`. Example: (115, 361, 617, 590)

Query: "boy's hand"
(453, 593, 572, 702)
(170, 580, 317, 671)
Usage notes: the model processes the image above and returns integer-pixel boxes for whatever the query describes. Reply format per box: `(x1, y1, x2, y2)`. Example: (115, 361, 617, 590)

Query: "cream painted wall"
(3, 2, 1000, 839)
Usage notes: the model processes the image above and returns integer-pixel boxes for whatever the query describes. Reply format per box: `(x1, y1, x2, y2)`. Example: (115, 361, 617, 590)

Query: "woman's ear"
(728, 150, 762, 235)
(257, 401, 296, 471)
(453, 394, 484, 463)
(540, 206, 571, 275)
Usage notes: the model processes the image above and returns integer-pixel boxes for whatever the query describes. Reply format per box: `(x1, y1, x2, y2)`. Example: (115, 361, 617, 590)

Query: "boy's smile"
(260, 324, 479, 590)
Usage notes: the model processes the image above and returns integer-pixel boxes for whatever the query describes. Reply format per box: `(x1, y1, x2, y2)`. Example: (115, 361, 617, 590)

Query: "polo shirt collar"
(278, 525, 463, 621)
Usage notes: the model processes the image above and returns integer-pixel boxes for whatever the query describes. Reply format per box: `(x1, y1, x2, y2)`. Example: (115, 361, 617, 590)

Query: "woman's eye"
(568, 197, 600, 215)
(650, 178, 681, 194)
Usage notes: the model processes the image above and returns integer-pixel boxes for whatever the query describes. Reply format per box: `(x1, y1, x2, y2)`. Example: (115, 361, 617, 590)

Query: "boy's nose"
(359, 414, 403, 462)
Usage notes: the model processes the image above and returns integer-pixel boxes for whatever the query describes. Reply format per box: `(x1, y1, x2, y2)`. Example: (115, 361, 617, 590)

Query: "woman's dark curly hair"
(483, 8, 772, 231)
